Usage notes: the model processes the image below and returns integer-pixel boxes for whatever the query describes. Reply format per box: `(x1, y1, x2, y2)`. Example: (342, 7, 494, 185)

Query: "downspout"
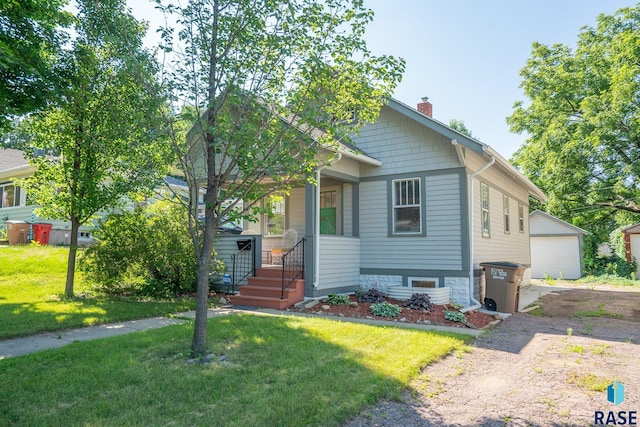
(460, 147, 495, 313)
(313, 153, 342, 287)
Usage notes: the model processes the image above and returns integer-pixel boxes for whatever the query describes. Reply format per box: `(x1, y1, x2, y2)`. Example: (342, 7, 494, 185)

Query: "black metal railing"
(229, 237, 256, 294)
(281, 238, 305, 299)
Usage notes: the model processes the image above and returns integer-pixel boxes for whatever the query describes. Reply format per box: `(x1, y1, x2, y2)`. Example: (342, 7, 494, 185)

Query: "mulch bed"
(290, 294, 498, 329)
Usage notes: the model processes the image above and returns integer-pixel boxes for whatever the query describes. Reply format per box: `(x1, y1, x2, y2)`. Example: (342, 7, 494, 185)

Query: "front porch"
(212, 162, 365, 309)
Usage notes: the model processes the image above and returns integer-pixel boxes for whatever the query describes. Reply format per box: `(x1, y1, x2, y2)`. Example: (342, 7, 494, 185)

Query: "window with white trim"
(392, 178, 421, 234)
(481, 183, 490, 237)
(518, 203, 525, 233)
(0, 183, 21, 208)
(503, 194, 510, 234)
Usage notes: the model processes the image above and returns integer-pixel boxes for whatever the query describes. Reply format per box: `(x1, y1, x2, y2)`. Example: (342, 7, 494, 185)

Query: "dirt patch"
(532, 287, 640, 321)
(344, 284, 640, 427)
(292, 295, 497, 329)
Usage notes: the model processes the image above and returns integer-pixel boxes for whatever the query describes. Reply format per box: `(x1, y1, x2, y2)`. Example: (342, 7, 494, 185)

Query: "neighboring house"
(529, 210, 587, 280)
(0, 148, 94, 245)
(622, 223, 640, 276)
(0, 148, 209, 245)
(214, 98, 546, 309)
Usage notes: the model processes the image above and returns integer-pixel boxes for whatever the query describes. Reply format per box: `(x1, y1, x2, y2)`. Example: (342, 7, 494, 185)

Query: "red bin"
(32, 223, 53, 245)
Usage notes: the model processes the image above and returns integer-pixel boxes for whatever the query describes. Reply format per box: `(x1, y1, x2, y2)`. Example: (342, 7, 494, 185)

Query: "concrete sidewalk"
(0, 284, 559, 360)
(0, 309, 241, 360)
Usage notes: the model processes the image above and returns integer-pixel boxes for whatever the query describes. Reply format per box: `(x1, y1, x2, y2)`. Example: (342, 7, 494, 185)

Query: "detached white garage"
(529, 210, 587, 280)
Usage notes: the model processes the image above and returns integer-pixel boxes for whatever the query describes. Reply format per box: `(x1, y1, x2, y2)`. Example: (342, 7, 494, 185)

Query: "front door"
(319, 190, 336, 235)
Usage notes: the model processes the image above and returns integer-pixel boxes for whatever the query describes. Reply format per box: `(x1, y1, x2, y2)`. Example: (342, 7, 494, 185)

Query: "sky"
(127, 0, 638, 159)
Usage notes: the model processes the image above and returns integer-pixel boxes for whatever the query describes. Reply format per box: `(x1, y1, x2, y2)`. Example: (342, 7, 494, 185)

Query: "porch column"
(304, 181, 316, 297)
(352, 182, 359, 237)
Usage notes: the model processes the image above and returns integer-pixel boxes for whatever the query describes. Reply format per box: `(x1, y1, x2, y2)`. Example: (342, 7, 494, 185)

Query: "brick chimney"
(417, 97, 432, 117)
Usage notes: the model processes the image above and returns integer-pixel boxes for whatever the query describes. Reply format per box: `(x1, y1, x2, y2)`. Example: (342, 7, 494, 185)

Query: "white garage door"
(631, 235, 640, 276)
(531, 236, 581, 279)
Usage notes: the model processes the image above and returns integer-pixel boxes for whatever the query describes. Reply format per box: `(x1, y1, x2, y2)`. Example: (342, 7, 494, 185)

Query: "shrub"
(370, 302, 401, 317)
(80, 200, 198, 298)
(358, 288, 386, 303)
(444, 311, 467, 323)
(326, 294, 351, 305)
(583, 254, 637, 279)
(403, 293, 433, 311)
(353, 285, 367, 300)
(583, 231, 637, 279)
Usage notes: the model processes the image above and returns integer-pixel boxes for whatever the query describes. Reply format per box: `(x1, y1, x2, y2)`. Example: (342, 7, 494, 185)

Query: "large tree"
(157, 0, 404, 355)
(20, 0, 171, 297)
(508, 5, 640, 237)
(0, 0, 72, 131)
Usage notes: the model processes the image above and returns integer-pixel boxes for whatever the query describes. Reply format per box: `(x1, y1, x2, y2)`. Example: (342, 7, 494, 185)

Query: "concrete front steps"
(229, 267, 304, 310)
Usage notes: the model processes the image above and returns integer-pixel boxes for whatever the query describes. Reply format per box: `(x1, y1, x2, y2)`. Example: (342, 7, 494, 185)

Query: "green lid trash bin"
(480, 262, 527, 313)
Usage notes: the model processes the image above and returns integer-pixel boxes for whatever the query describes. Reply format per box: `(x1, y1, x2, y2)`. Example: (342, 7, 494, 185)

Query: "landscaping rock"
(304, 299, 319, 309)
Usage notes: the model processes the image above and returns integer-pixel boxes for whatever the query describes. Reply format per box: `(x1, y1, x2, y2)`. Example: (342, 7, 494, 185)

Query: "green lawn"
(0, 314, 471, 426)
(0, 246, 195, 339)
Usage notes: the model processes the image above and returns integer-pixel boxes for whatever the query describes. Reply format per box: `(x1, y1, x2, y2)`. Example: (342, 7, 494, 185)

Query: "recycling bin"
(32, 223, 53, 245)
(480, 262, 527, 313)
(6, 220, 30, 245)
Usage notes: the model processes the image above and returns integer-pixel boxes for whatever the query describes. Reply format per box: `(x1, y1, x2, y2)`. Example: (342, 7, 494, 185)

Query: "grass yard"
(0, 246, 195, 339)
(0, 314, 471, 426)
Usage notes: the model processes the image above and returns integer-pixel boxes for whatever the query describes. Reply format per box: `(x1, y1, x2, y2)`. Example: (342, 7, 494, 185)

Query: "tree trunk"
(65, 216, 79, 298)
(191, 255, 211, 355)
(190, 152, 218, 356)
(191, 0, 220, 356)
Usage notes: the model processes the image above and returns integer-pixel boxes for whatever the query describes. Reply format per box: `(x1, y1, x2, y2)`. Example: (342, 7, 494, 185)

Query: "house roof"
(0, 148, 33, 179)
(185, 98, 382, 168)
(164, 176, 189, 188)
(529, 210, 588, 236)
(386, 99, 547, 202)
(622, 223, 640, 234)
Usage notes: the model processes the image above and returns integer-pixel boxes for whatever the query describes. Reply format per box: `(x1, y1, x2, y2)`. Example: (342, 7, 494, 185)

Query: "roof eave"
(0, 164, 35, 179)
(386, 99, 486, 155)
(386, 98, 547, 202)
(483, 147, 547, 202)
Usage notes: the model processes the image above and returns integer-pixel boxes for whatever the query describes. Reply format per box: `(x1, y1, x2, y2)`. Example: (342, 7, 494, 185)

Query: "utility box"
(7, 220, 30, 245)
(480, 262, 527, 313)
(32, 223, 53, 245)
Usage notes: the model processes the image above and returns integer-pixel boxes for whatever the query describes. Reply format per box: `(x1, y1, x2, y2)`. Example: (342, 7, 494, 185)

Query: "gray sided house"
(529, 210, 587, 280)
(213, 98, 546, 309)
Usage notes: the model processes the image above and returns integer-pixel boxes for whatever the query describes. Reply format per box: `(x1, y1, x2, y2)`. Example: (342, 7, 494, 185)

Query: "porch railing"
(281, 238, 305, 299)
(229, 237, 256, 294)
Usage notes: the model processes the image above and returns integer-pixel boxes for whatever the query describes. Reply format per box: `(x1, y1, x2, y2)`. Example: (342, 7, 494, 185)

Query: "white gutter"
(460, 153, 495, 313)
(338, 149, 382, 167)
(313, 153, 342, 287)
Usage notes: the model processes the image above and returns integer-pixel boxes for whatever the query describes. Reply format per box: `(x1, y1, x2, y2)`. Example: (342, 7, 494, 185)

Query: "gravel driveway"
(345, 284, 640, 426)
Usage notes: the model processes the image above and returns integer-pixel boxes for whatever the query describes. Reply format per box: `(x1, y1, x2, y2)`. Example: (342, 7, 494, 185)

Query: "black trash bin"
(480, 262, 527, 313)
